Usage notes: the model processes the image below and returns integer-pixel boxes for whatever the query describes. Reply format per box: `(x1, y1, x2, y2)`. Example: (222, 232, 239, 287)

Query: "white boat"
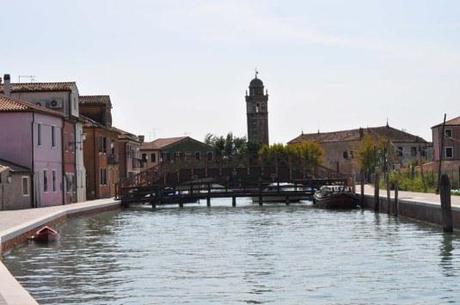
(252, 182, 313, 203)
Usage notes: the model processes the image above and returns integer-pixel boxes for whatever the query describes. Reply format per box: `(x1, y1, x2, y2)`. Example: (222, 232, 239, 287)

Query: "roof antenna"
(255, 67, 259, 79)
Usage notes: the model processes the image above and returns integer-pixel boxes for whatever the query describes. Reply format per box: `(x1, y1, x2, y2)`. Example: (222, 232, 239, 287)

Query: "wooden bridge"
(117, 160, 350, 208)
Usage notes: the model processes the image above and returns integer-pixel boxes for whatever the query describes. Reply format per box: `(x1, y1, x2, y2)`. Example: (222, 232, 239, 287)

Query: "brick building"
(113, 128, 144, 179)
(246, 74, 269, 147)
(140, 136, 214, 170)
(288, 125, 431, 175)
(80, 95, 120, 199)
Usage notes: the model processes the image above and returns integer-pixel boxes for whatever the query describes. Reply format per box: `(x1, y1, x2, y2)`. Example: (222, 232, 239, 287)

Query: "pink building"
(0, 95, 64, 207)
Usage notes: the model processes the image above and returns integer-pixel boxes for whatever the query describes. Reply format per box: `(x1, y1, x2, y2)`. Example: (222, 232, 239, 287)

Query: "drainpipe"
(31, 112, 36, 208)
(62, 118, 65, 205)
(93, 127, 97, 199)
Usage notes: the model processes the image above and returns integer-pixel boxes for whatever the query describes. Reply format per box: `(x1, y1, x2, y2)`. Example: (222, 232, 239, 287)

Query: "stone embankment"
(363, 185, 460, 229)
(0, 198, 121, 305)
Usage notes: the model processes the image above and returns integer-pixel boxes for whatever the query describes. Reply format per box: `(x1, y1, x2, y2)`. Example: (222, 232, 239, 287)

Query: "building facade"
(0, 95, 64, 207)
(432, 116, 460, 162)
(246, 74, 269, 147)
(114, 128, 143, 179)
(0, 75, 86, 203)
(0, 159, 32, 210)
(80, 95, 119, 199)
(288, 125, 431, 175)
(140, 136, 214, 170)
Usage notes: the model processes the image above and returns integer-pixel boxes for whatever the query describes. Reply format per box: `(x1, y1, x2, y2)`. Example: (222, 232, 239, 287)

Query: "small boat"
(312, 185, 358, 209)
(31, 226, 60, 243)
(252, 182, 314, 203)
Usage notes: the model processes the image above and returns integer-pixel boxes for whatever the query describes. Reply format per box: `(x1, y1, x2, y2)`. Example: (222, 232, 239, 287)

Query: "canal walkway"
(364, 185, 460, 207)
(0, 198, 120, 305)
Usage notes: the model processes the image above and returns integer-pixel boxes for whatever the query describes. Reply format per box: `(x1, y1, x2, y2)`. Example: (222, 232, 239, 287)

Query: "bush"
(384, 171, 437, 193)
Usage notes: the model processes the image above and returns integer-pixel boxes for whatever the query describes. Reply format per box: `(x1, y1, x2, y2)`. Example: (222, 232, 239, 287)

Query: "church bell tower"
(246, 72, 269, 147)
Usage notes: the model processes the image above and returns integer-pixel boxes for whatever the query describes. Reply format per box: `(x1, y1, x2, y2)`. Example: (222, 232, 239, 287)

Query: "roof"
(432, 116, 460, 128)
(0, 94, 64, 117)
(112, 126, 141, 142)
(0, 159, 31, 173)
(288, 125, 428, 144)
(141, 137, 188, 150)
(79, 95, 112, 107)
(0, 82, 76, 93)
(250, 77, 264, 87)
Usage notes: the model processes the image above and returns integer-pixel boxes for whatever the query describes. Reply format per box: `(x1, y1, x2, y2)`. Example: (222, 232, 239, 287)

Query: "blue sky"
(1, 0, 459, 142)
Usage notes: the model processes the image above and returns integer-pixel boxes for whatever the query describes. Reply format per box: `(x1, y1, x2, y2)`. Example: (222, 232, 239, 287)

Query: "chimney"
(3, 74, 11, 96)
(138, 135, 145, 143)
(359, 127, 364, 139)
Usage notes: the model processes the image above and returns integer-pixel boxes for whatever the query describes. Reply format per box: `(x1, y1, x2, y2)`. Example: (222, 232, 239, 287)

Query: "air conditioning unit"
(48, 99, 63, 109)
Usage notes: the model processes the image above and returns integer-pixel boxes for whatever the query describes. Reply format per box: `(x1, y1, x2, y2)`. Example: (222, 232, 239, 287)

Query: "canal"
(3, 199, 460, 305)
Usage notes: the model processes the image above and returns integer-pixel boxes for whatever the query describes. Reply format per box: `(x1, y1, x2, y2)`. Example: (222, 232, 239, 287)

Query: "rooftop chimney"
(138, 135, 145, 143)
(3, 74, 11, 97)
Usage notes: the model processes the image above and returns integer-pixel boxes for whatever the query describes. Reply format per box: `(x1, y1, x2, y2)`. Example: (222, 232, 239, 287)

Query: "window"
(445, 129, 452, 138)
(51, 126, 56, 147)
(52, 170, 56, 192)
(445, 147, 454, 159)
(22, 177, 29, 196)
(343, 151, 349, 159)
(43, 170, 48, 192)
(397, 147, 403, 157)
(207, 151, 213, 161)
(100, 168, 107, 185)
(142, 153, 147, 162)
(256, 103, 260, 113)
(37, 124, 42, 146)
(195, 152, 201, 161)
(410, 147, 417, 157)
(166, 153, 171, 162)
(179, 152, 185, 161)
(99, 137, 107, 153)
(350, 151, 354, 159)
(151, 153, 156, 163)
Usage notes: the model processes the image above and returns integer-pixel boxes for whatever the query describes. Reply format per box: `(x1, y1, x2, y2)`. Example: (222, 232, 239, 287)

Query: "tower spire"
(255, 67, 258, 79)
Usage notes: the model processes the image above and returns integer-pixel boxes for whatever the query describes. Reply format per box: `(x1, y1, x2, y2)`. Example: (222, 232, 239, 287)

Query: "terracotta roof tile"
(141, 137, 188, 150)
(0, 95, 63, 117)
(0, 82, 76, 93)
(289, 125, 427, 144)
(79, 95, 112, 107)
(432, 116, 460, 128)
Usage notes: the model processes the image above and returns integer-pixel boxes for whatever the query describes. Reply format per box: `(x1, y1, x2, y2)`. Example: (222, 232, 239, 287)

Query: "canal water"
(3, 199, 460, 305)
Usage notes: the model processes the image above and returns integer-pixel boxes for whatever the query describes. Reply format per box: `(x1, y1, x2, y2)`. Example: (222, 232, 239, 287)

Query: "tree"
(358, 135, 386, 180)
(204, 133, 248, 160)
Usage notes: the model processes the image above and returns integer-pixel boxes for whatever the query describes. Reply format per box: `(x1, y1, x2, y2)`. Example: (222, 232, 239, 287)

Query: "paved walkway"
(0, 198, 120, 305)
(363, 185, 460, 208)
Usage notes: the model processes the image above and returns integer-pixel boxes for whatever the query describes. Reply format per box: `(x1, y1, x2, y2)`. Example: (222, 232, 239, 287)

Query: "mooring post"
(360, 172, 365, 209)
(258, 183, 263, 206)
(232, 196, 236, 207)
(352, 174, 356, 194)
(394, 182, 399, 217)
(285, 196, 290, 206)
(386, 174, 391, 215)
(440, 174, 453, 233)
(374, 173, 380, 212)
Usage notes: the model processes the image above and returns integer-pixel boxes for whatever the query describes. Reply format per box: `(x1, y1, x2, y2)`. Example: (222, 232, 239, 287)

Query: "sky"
(1, 0, 459, 143)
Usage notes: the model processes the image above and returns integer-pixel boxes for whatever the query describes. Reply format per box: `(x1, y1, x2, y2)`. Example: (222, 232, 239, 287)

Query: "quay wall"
(362, 194, 460, 230)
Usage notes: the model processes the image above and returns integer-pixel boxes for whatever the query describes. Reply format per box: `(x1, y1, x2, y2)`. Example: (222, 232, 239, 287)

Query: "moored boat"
(312, 185, 358, 209)
(252, 182, 314, 203)
(31, 226, 60, 243)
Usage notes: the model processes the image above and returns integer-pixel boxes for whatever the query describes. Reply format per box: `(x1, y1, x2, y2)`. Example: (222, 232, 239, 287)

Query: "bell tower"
(246, 72, 269, 147)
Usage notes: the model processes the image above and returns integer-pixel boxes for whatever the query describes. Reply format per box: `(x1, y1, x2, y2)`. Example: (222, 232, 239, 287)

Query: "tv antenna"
(18, 75, 36, 83)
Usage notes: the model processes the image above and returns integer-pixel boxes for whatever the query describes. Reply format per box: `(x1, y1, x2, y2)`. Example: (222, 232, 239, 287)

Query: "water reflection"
(440, 233, 456, 277)
(3, 204, 460, 305)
